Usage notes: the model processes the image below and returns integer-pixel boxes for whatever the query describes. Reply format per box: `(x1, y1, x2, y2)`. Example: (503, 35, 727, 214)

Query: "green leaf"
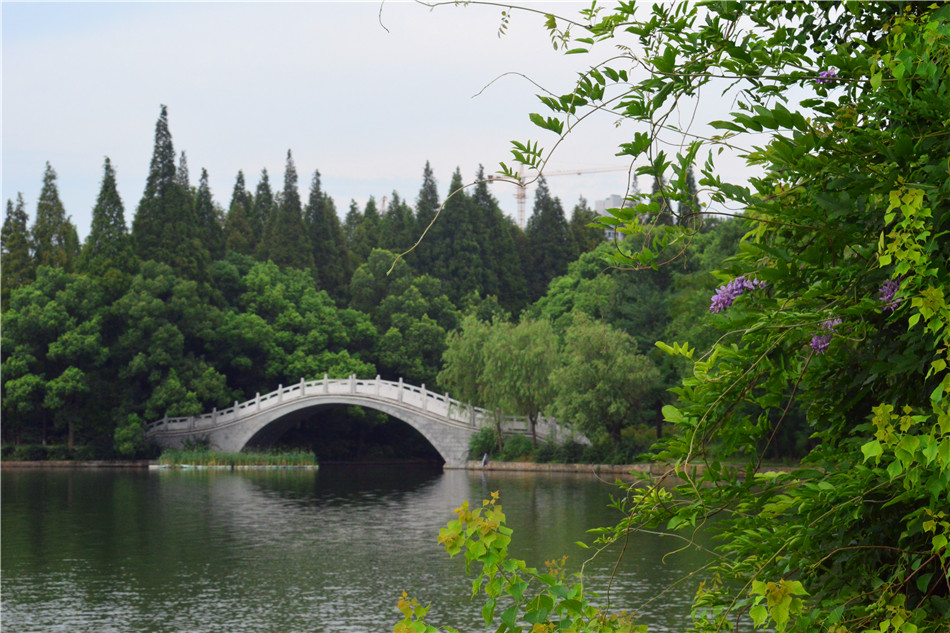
(482, 597, 496, 625)
(500, 604, 518, 628)
(861, 440, 883, 461)
(662, 405, 685, 423)
(886, 459, 904, 479)
(750, 604, 769, 627)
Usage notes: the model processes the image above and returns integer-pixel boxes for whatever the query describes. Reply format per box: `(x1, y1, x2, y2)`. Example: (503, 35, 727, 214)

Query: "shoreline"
(3, 459, 800, 475)
(1, 460, 155, 469)
(456, 460, 664, 475)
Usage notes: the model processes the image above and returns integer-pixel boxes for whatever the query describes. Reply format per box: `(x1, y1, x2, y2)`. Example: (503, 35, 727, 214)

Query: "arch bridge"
(145, 375, 580, 468)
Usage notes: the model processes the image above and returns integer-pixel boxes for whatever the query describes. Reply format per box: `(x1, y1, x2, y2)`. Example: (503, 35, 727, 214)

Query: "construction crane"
(487, 164, 632, 229)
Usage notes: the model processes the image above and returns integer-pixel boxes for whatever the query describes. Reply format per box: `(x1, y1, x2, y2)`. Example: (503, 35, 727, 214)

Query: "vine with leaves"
(399, 2, 949, 632)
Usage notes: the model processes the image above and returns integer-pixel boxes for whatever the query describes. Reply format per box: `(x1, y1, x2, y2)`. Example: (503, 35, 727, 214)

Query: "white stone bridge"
(145, 375, 580, 468)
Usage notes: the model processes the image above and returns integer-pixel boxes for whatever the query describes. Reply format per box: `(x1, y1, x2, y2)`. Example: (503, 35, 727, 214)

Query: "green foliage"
(131, 105, 209, 282)
(551, 313, 661, 444)
(1, 193, 35, 304)
(258, 150, 315, 272)
(350, 249, 457, 386)
(468, 425, 502, 460)
(113, 413, 145, 458)
(305, 169, 350, 301)
(438, 314, 495, 404)
(409, 2, 950, 632)
(157, 447, 316, 467)
(485, 318, 560, 445)
(395, 493, 647, 633)
(194, 168, 225, 261)
(251, 168, 276, 241)
(348, 196, 382, 265)
(79, 157, 137, 278)
(31, 162, 80, 273)
(224, 170, 257, 257)
(421, 169, 484, 304)
(524, 178, 578, 302)
(410, 161, 440, 272)
(379, 191, 417, 255)
(569, 196, 604, 254)
(500, 435, 534, 462)
(471, 165, 529, 313)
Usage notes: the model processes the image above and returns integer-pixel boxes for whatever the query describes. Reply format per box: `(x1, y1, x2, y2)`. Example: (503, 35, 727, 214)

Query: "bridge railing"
(145, 375, 573, 443)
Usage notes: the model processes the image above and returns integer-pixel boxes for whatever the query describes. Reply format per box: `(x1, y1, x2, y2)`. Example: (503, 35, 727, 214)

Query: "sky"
(2, 1, 753, 240)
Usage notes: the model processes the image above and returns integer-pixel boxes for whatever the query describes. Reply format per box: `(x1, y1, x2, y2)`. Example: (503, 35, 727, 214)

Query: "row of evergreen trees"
(1, 105, 730, 459)
(3, 106, 617, 314)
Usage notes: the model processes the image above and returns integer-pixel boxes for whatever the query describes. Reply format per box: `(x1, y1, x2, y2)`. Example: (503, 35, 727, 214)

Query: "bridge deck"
(145, 375, 564, 441)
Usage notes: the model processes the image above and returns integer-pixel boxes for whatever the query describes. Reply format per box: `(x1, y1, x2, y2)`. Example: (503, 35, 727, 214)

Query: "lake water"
(1, 466, 708, 632)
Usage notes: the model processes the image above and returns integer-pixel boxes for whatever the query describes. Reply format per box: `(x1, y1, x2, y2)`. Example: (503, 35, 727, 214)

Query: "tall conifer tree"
(2, 193, 35, 303)
(131, 105, 208, 280)
(258, 151, 314, 272)
(194, 168, 225, 260)
(425, 168, 482, 302)
(415, 161, 440, 235)
(175, 151, 191, 191)
(412, 161, 440, 271)
(305, 170, 349, 299)
(251, 169, 276, 240)
(343, 200, 365, 272)
(80, 157, 135, 275)
(31, 162, 80, 273)
(472, 165, 527, 312)
(224, 171, 256, 256)
(524, 177, 576, 301)
(378, 191, 416, 254)
(349, 196, 380, 263)
(343, 199, 362, 245)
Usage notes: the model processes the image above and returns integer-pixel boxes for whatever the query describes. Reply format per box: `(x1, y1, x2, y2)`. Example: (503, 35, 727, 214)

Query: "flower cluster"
(810, 318, 842, 354)
(878, 278, 903, 311)
(816, 69, 838, 85)
(709, 276, 767, 313)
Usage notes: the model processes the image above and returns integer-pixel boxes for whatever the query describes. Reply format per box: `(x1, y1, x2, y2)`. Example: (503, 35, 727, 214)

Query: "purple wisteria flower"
(810, 318, 842, 355)
(816, 70, 838, 85)
(878, 278, 903, 312)
(709, 276, 767, 313)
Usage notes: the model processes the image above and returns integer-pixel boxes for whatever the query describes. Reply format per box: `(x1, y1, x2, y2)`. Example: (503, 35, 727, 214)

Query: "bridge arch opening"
(242, 404, 445, 465)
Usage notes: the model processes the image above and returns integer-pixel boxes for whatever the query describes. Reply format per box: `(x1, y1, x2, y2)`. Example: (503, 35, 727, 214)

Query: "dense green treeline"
(2, 105, 747, 461)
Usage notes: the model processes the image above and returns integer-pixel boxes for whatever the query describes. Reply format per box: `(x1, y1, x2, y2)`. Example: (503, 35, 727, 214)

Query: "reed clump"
(158, 448, 317, 467)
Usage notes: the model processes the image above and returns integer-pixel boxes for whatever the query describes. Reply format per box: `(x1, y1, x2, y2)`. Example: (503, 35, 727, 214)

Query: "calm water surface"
(2, 466, 708, 632)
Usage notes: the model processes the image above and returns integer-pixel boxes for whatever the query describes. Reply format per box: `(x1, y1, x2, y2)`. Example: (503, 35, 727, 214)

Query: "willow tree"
(399, 3, 950, 633)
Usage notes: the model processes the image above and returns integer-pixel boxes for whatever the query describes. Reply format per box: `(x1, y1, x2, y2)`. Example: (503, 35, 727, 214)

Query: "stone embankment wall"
(464, 461, 800, 478)
(1, 460, 153, 469)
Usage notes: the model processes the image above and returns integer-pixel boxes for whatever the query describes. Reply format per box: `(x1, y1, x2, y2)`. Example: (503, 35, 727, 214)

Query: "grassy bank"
(158, 448, 317, 467)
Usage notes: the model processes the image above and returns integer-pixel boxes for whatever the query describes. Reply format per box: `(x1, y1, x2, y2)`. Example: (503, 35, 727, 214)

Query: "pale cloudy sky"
(2, 1, 752, 240)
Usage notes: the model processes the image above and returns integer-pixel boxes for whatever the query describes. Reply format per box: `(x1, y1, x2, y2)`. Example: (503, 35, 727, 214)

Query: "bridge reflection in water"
(145, 375, 580, 468)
